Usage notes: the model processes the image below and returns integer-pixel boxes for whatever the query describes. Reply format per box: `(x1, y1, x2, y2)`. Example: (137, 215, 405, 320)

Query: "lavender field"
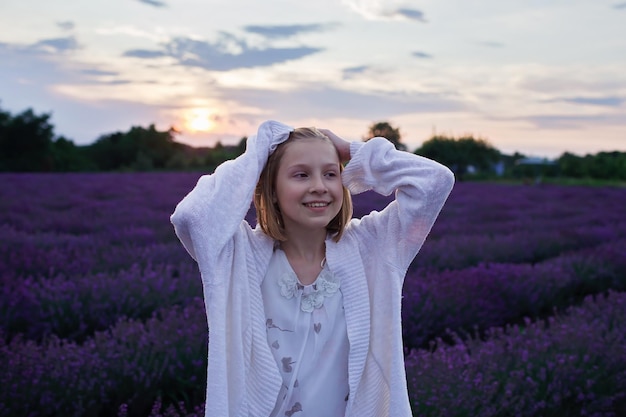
(1, 173, 626, 417)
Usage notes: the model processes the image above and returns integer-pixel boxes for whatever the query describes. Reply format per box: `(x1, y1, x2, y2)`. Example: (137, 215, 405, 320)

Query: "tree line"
(1, 105, 625, 181)
(0, 105, 244, 173)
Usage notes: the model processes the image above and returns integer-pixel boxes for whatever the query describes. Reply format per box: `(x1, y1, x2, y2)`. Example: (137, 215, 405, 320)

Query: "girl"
(171, 120, 454, 417)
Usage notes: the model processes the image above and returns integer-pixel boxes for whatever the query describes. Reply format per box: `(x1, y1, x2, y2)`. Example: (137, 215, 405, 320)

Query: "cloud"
(76, 68, 132, 85)
(137, 0, 167, 7)
(521, 113, 626, 130)
(219, 85, 465, 121)
(1, 42, 134, 90)
(0, 43, 67, 85)
(613, 2, 626, 9)
(80, 69, 120, 76)
(341, 1, 427, 22)
(244, 23, 337, 39)
(0, 36, 80, 56)
(562, 96, 624, 107)
(123, 49, 167, 58)
(123, 34, 323, 71)
(0, 39, 459, 147)
(30, 36, 79, 54)
(521, 71, 626, 95)
(412, 51, 433, 59)
(524, 115, 591, 129)
(57, 21, 75, 31)
(101, 80, 133, 85)
(0, 43, 164, 143)
(342, 65, 369, 79)
(393, 8, 426, 22)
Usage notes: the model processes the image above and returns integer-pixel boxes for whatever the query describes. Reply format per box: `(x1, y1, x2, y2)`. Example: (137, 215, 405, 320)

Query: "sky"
(1, 0, 625, 158)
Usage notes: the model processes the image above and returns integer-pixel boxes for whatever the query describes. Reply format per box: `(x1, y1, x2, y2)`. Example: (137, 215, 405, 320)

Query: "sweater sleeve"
(170, 120, 293, 277)
(342, 137, 455, 271)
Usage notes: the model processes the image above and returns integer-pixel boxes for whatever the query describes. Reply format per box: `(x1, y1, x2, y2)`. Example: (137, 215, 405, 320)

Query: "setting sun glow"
(185, 109, 215, 133)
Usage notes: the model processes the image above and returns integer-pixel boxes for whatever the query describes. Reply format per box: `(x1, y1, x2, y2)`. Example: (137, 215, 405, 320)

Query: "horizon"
(1, 0, 625, 159)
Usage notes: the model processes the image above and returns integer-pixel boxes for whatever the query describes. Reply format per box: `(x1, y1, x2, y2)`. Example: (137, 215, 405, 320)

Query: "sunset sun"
(185, 109, 215, 133)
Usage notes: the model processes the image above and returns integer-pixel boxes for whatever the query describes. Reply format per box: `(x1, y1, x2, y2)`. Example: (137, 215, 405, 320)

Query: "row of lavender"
(125, 287, 626, 417)
(2, 234, 625, 348)
(3, 175, 624, 279)
(2, 175, 625, 345)
(1, 173, 626, 416)
(3, 290, 625, 416)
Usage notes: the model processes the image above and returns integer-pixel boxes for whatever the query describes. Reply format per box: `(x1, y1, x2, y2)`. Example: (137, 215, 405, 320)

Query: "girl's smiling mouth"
(303, 202, 330, 208)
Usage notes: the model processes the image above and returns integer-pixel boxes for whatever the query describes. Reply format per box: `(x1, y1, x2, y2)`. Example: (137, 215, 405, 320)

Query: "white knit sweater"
(171, 120, 455, 417)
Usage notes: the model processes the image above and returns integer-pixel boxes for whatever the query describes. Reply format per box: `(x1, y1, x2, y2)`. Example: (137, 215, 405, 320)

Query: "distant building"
(493, 161, 505, 176)
(515, 157, 557, 166)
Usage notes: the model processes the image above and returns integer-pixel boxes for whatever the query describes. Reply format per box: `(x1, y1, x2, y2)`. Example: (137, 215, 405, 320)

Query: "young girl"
(171, 120, 454, 417)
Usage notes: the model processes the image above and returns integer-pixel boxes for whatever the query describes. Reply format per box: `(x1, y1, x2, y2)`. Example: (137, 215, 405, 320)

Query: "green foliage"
(365, 121, 407, 151)
(558, 152, 587, 178)
(0, 106, 55, 171)
(86, 125, 183, 171)
(558, 151, 626, 180)
(2, 100, 624, 179)
(84, 127, 246, 172)
(51, 136, 97, 171)
(0, 103, 247, 172)
(0, 104, 95, 172)
(416, 134, 501, 179)
(202, 138, 247, 171)
(507, 157, 559, 182)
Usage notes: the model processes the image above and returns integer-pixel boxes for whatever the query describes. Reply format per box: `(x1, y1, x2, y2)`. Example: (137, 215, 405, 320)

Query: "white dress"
(261, 248, 350, 417)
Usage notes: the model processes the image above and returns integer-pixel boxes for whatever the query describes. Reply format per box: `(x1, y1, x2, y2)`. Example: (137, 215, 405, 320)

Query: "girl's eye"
(294, 173, 308, 178)
(325, 171, 338, 177)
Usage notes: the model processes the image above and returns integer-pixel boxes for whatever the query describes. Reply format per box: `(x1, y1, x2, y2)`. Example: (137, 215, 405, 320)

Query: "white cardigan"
(171, 120, 454, 417)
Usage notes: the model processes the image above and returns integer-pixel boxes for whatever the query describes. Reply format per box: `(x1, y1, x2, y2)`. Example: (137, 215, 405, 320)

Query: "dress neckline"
(276, 249, 340, 313)
(277, 247, 325, 287)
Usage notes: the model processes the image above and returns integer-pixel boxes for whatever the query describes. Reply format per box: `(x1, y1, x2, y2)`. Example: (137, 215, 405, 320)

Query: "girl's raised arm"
(343, 137, 455, 272)
(170, 120, 293, 267)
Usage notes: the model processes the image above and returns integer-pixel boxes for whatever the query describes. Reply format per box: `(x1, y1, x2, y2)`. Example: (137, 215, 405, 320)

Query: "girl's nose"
(310, 175, 327, 193)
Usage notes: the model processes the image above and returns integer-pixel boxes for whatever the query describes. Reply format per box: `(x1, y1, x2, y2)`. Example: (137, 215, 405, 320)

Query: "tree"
(365, 121, 407, 151)
(416, 134, 500, 180)
(557, 152, 586, 178)
(86, 124, 182, 171)
(587, 151, 626, 180)
(0, 107, 55, 171)
(203, 139, 247, 171)
(558, 151, 626, 180)
(50, 136, 95, 171)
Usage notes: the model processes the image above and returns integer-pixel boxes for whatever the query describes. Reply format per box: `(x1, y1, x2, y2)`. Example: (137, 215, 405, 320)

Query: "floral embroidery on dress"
(267, 318, 293, 332)
(278, 269, 340, 313)
(285, 402, 302, 416)
(282, 357, 296, 372)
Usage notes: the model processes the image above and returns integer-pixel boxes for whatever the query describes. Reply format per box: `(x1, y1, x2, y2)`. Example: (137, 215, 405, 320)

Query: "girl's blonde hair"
(254, 127, 353, 242)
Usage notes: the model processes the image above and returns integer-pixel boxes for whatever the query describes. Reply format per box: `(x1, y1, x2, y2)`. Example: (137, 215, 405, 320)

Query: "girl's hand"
(319, 128, 351, 163)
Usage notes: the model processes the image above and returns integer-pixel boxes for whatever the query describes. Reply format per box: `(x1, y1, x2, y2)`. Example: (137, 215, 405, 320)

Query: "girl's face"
(274, 138, 343, 235)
